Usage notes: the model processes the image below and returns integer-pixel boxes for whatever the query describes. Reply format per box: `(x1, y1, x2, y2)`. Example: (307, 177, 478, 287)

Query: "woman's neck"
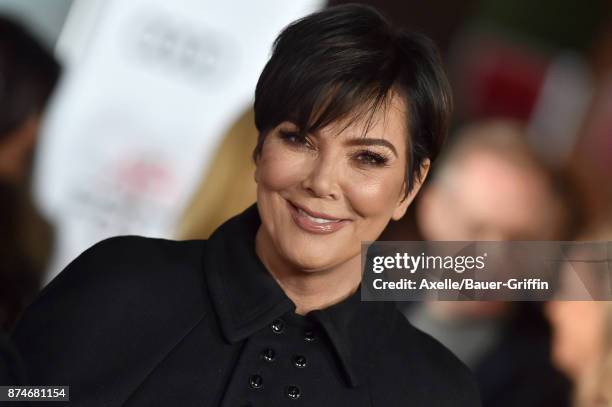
(255, 226, 361, 315)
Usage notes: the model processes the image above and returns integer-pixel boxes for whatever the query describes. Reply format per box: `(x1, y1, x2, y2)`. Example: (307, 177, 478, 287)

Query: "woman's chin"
(288, 254, 332, 272)
(282, 244, 357, 273)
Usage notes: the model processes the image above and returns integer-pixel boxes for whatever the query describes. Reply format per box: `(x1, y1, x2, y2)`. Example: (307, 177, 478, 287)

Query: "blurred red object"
(453, 35, 550, 121)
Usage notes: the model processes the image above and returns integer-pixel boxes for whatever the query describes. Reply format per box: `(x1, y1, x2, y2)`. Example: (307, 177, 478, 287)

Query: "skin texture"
(254, 93, 428, 314)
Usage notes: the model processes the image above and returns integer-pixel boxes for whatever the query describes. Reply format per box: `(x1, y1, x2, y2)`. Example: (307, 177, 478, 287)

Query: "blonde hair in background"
(175, 108, 258, 239)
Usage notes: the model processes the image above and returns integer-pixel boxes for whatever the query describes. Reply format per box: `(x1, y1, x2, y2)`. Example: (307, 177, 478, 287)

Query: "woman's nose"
(300, 152, 341, 200)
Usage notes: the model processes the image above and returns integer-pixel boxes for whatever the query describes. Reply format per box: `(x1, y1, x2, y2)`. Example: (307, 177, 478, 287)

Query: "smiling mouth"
(287, 200, 350, 234)
(296, 207, 342, 223)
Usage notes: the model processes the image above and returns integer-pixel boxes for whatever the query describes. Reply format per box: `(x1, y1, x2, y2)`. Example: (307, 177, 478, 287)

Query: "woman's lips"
(287, 200, 350, 234)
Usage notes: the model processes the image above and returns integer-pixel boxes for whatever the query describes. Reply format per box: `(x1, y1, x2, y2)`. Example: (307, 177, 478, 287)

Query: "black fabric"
(0, 331, 26, 386)
(473, 303, 572, 407)
(11, 204, 480, 406)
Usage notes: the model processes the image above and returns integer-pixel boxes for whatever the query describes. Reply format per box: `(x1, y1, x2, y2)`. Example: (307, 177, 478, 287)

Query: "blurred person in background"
(400, 119, 578, 407)
(0, 15, 60, 384)
(546, 224, 612, 407)
(0, 15, 58, 332)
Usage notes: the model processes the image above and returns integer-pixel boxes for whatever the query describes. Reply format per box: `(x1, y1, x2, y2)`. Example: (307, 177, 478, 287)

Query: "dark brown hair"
(253, 4, 452, 197)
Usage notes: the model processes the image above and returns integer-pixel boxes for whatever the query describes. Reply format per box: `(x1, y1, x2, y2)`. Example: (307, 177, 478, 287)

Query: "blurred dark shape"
(448, 0, 609, 129)
(0, 331, 26, 385)
(0, 17, 59, 139)
(451, 34, 549, 122)
(0, 15, 60, 332)
(569, 51, 612, 226)
(589, 15, 612, 79)
(476, 0, 607, 53)
(401, 120, 579, 407)
(327, 0, 477, 53)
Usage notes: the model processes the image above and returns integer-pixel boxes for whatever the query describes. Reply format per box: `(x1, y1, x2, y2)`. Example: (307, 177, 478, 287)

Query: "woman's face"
(255, 93, 426, 272)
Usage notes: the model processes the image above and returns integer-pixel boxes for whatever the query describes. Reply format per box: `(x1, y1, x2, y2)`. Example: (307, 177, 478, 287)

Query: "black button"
(271, 319, 285, 334)
(303, 329, 316, 342)
(293, 355, 307, 368)
(286, 385, 301, 399)
(249, 374, 263, 389)
(261, 348, 276, 362)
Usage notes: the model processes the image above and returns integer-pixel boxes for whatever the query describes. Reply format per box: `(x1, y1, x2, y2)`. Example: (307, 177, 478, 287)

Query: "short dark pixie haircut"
(253, 4, 452, 199)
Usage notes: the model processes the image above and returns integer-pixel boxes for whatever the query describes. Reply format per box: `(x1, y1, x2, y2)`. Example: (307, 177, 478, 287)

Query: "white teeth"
(298, 208, 339, 223)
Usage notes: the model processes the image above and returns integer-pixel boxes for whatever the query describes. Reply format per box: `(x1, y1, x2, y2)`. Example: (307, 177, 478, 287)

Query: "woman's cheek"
(345, 175, 397, 216)
(259, 150, 309, 190)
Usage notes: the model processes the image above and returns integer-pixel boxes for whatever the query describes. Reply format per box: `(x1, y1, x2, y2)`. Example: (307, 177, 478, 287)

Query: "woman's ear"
(392, 159, 431, 221)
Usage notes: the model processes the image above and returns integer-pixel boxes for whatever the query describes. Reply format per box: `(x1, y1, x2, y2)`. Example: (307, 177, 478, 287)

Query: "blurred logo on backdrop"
(123, 9, 237, 87)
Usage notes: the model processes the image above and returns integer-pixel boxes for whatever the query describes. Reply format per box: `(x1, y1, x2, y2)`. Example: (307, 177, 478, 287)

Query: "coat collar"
(202, 203, 393, 388)
(203, 203, 295, 343)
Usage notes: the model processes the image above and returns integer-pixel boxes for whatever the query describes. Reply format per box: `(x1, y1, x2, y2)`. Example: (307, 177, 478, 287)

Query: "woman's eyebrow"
(344, 138, 398, 157)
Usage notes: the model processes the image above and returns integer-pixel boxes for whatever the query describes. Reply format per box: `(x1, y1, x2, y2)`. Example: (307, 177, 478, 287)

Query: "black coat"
(11, 204, 480, 406)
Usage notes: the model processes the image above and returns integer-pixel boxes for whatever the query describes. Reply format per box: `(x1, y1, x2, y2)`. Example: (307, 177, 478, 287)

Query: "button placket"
(233, 317, 319, 403)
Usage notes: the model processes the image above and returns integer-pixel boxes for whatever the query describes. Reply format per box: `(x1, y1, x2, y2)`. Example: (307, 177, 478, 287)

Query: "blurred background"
(0, 0, 610, 406)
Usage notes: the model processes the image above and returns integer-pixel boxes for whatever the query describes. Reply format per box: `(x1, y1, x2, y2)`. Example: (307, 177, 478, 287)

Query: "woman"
(11, 5, 480, 406)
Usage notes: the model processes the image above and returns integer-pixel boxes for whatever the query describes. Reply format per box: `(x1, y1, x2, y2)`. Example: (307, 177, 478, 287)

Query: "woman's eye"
(354, 151, 389, 167)
(279, 131, 301, 143)
(279, 130, 312, 148)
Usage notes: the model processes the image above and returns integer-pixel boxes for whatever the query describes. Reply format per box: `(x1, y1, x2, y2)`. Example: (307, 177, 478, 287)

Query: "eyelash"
(278, 130, 390, 167)
(355, 150, 390, 167)
(279, 130, 313, 148)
